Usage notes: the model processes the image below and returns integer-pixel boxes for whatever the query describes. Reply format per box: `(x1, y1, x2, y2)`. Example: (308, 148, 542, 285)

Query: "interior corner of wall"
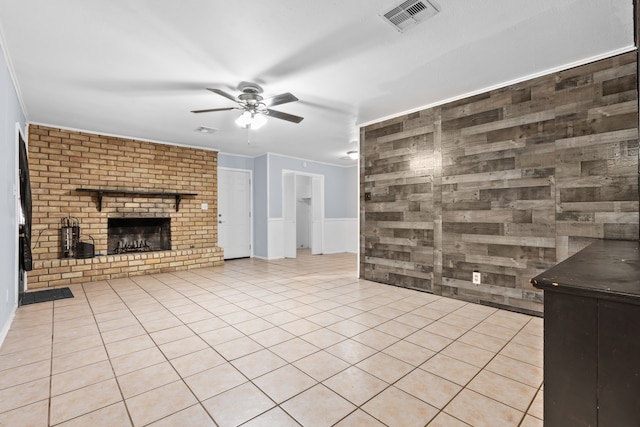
(0, 303, 17, 350)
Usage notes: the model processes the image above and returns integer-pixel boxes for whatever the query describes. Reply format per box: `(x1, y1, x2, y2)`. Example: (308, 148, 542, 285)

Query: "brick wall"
(361, 52, 639, 315)
(28, 125, 223, 288)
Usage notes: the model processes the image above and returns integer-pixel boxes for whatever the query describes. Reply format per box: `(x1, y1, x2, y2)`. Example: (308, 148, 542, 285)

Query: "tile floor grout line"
(258, 264, 525, 424)
(86, 279, 137, 427)
(137, 273, 283, 425)
(2, 253, 543, 426)
(47, 298, 55, 427)
(354, 305, 541, 425)
(311, 303, 460, 426)
(119, 279, 228, 425)
(518, 382, 544, 426)
(433, 314, 542, 423)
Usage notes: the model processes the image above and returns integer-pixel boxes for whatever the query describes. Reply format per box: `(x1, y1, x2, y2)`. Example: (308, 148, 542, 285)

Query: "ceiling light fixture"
(235, 111, 267, 130)
(347, 150, 359, 160)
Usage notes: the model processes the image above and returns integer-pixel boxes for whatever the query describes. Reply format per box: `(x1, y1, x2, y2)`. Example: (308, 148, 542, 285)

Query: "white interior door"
(310, 176, 324, 255)
(218, 169, 251, 259)
(283, 172, 297, 258)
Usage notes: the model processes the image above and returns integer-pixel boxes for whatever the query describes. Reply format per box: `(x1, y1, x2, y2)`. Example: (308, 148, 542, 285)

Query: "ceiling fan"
(191, 82, 304, 129)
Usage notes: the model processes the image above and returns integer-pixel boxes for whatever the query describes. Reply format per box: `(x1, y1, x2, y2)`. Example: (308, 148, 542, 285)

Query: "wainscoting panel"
(269, 218, 357, 259)
(267, 219, 285, 260)
(324, 219, 358, 254)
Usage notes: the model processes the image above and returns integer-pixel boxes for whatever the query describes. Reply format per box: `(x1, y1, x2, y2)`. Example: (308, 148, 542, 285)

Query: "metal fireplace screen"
(107, 217, 171, 255)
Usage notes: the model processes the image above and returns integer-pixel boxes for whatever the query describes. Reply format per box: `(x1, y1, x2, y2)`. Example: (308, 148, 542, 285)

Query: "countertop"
(531, 239, 640, 302)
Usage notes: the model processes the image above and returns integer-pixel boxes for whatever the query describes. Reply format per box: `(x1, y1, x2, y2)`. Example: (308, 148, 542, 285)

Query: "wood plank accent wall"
(361, 52, 639, 315)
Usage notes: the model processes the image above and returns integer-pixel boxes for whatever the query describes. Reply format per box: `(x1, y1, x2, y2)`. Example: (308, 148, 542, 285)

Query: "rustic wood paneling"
(555, 53, 639, 261)
(360, 52, 639, 315)
(361, 111, 437, 292)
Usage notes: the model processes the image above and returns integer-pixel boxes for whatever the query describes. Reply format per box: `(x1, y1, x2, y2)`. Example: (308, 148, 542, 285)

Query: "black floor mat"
(20, 287, 74, 305)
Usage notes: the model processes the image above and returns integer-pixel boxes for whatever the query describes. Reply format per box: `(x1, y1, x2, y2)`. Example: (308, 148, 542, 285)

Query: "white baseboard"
(0, 304, 17, 350)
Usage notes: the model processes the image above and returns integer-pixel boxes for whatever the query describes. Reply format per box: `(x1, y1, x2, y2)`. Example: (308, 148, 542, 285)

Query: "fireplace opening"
(107, 217, 171, 255)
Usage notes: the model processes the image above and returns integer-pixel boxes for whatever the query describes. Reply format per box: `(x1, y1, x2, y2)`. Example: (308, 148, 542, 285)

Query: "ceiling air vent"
(381, 0, 439, 33)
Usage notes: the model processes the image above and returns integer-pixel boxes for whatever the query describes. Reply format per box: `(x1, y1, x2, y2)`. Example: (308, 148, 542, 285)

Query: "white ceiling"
(0, 0, 634, 165)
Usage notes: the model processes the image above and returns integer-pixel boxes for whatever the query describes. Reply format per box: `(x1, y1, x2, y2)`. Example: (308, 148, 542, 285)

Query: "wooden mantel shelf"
(76, 188, 197, 212)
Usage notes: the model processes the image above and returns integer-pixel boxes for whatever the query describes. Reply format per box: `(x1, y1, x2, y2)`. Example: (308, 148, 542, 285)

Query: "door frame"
(283, 172, 296, 258)
(309, 174, 324, 255)
(218, 167, 254, 259)
(282, 169, 324, 258)
(15, 123, 26, 300)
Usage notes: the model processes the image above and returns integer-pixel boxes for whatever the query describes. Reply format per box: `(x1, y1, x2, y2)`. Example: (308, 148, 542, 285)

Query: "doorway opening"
(296, 175, 311, 249)
(283, 171, 324, 258)
(18, 127, 32, 306)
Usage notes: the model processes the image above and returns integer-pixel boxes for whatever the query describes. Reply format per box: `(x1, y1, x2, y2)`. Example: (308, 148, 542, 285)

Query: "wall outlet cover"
(201, 203, 208, 210)
(472, 271, 481, 285)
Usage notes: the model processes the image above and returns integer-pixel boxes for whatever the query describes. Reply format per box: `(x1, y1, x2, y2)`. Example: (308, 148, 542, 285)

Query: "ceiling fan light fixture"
(347, 150, 359, 160)
(194, 84, 303, 127)
(235, 111, 252, 128)
(251, 113, 267, 129)
(235, 111, 267, 130)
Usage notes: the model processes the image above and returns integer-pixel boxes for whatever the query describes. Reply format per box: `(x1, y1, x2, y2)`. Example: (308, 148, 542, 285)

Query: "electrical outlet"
(201, 203, 208, 210)
(472, 271, 481, 285)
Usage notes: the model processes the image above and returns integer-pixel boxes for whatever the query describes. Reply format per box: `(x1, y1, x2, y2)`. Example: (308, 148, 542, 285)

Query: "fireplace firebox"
(107, 217, 171, 255)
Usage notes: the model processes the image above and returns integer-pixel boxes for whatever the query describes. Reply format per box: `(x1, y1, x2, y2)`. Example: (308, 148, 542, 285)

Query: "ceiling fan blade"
(191, 107, 236, 113)
(263, 92, 299, 107)
(206, 88, 239, 103)
(266, 109, 304, 123)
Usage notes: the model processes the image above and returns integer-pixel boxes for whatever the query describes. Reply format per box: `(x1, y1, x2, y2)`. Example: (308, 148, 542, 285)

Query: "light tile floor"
(0, 251, 543, 426)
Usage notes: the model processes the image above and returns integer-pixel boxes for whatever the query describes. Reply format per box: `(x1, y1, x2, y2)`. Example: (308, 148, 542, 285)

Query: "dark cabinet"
(532, 240, 640, 427)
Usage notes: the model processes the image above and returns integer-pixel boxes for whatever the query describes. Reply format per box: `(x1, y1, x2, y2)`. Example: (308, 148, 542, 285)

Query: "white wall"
(268, 153, 357, 219)
(253, 155, 269, 258)
(0, 39, 26, 347)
